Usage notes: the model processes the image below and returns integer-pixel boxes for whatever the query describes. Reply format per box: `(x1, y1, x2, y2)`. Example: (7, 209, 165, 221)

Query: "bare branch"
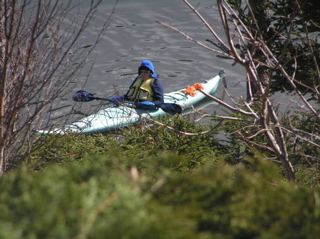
(145, 116, 224, 136)
(0, 0, 117, 174)
(155, 20, 231, 59)
(200, 90, 259, 118)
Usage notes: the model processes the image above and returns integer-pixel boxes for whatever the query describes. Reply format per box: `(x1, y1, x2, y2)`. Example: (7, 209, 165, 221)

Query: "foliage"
(151, 157, 320, 238)
(119, 115, 224, 171)
(217, 105, 320, 186)
(2, 0, 320, 236)
(28, 115, 320, 186)
(0, 157, 161, 239)
(226, 0, 320, 94)
(28, 133, 115, 170)
(0, 122, 320, 238)
(280, 111, 320, 186)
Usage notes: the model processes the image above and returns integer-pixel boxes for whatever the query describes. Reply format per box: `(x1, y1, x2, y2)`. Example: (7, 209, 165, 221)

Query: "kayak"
(39, 69, 224, 135)
(38, 69, 224, 135)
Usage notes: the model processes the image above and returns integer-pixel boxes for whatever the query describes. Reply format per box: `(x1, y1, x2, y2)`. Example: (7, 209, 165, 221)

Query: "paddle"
(72, 90, 182, 114)
(72, 90, 111, 102)
(72, 90, 137, 108)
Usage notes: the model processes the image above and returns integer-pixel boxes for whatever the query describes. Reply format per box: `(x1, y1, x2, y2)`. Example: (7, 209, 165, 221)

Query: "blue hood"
(138, 60, 158, 79)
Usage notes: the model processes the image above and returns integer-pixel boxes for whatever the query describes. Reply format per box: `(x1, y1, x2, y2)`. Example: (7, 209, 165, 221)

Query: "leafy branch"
(154, 0, 320, 182)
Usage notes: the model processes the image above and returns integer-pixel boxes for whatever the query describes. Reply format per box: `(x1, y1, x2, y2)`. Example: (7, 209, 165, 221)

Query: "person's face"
(140, 70, 151, 80)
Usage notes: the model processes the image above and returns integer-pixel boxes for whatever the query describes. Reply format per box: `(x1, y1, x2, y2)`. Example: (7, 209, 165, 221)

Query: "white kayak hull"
(38, 69, 224, 135)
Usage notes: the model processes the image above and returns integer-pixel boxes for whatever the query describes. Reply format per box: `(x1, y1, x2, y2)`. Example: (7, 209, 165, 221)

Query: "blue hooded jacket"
(125, 60, 164, 107)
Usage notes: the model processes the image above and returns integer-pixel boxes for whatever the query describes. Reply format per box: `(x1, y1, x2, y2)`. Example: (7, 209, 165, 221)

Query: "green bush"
(120, 115, 223, 171)
(1, 145, 320, 238)
(149, 156, 320, 238)
(0, 156, 159, 239)
(1, 116, 320, 238)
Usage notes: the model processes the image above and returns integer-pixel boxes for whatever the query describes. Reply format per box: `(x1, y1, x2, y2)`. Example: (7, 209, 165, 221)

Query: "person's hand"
(137, 101, 156, 110)
(72, 90, 95, 102)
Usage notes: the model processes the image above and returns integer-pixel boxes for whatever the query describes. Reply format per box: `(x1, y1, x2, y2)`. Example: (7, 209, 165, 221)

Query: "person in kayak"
(109, 60, 164, 110)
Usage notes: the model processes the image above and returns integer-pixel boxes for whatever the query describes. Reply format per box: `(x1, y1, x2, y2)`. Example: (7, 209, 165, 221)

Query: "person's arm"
(151, 79, 164, 107)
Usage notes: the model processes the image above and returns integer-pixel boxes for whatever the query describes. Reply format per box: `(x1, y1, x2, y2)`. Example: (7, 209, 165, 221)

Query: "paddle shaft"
(91, 96, 111, 101)
(91, 97, 137, 108)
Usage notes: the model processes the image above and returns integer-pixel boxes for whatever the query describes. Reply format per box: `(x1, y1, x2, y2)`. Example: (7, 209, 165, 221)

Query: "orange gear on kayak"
(181, 83, 204, 96)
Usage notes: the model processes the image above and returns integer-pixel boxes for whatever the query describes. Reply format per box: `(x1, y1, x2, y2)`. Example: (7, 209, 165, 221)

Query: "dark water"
(51, 0, 304, 126)
(83, 0, 243, 91)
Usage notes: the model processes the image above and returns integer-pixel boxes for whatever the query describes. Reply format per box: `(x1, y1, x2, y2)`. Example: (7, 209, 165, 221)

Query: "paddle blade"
(72, 90, 95, 102)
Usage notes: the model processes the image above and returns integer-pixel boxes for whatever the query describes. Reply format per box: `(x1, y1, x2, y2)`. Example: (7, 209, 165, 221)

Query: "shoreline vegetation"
(1, 0, 320, 237)
(1, 117, 319, 238)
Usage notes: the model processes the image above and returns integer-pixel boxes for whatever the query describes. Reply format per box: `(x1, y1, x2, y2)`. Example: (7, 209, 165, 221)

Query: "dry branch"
(0, 0, 117, 175)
